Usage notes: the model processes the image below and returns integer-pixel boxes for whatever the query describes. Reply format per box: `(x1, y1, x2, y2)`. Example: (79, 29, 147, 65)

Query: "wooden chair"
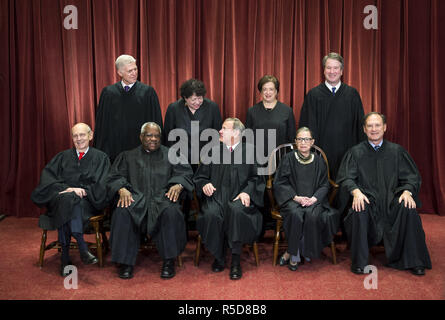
(266, 143, 339, 266)
(38, 210, 109, 268)
(194, 190, 260, 267)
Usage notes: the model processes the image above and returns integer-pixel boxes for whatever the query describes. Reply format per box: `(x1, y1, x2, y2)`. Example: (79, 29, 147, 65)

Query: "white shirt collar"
(325, 81, 341, 92)
(76, 147, 89, 156)
(122, 81, 136, 89)
(227, 141, 241, 151)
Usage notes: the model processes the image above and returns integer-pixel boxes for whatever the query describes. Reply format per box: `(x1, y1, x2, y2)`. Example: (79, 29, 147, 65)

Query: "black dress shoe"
(60, 261, 73, 277)
(411, 266, 425, 276)
(161, 259, 176, 279)
(211, 259, 225, 273)
(288, 262, 298, 271)
(350, 265, 365, 274)
(229, 264, 242, 280)
(118, 264, 134, 279)
(279, 254, 290, 266)
(80, 250, 99, 265)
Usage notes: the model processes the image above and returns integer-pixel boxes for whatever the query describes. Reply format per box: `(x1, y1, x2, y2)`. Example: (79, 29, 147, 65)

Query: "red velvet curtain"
(1, 0, 444, 217)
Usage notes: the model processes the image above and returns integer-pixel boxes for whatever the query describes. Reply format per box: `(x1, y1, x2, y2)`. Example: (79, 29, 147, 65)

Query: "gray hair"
(140, 122, 162, 135)
(115, 54, 136, 71)
(224, 118, 245, 134)
(322, 52, 344, 70)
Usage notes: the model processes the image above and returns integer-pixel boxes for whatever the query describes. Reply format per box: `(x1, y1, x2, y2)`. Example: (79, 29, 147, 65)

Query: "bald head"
(71, 123, 93, 152)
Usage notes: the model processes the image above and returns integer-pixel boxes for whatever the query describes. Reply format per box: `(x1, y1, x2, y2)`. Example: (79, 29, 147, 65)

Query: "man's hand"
(59, 187, 87, 198)
(203, 183, 216, 197)
(399, 190, 416, 209)
(117, 188, 134, 208)
(234, 192, 250, 207)
(166, 184, 184, 202)
(351, 188, 370, 212)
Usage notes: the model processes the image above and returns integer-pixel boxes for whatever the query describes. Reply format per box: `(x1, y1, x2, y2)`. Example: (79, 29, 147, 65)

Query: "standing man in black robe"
(107, 122, 194, 280)
(31, 123, 111, 276)
(299, 52, 365, 181)
(194, 118, 265, 280)
(336, 112, 432, 276)
(94, 54, 163, 163)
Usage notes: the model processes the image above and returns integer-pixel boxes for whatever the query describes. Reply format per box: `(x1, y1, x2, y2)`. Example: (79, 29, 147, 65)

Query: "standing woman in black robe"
(246, 75, 297, 234)
(163, 79, 222, 172)
(273, 127, 339, 271)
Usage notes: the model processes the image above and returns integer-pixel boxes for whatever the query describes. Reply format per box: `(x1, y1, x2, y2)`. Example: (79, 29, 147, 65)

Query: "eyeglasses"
(296, 137, 313, 143)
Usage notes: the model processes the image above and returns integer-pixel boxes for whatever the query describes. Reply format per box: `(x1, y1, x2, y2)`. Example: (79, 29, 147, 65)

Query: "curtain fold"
(2, 0, 444, 217)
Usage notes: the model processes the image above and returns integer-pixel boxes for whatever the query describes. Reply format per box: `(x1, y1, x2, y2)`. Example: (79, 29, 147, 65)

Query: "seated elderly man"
(194, 118, 265, 280)
(107, 122, 194, 280)
(31, 123, 110, 276)
(336, 112, 432, 276)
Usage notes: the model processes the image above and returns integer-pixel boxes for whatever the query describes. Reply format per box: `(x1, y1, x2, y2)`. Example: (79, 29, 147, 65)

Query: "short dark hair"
(257, 75, 280, 93)
(180, 79, 207, 99)
(363, 112, 387, 126)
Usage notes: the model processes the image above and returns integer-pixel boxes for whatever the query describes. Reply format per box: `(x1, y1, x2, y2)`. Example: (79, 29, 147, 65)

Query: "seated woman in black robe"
(273, 127, 339, 271)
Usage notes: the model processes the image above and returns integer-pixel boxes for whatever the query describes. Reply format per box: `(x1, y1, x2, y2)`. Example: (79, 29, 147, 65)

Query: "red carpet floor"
(0, 214, 444, 300)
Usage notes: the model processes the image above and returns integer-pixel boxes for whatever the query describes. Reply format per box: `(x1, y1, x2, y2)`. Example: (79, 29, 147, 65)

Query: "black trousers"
(110, 206, 187, 266)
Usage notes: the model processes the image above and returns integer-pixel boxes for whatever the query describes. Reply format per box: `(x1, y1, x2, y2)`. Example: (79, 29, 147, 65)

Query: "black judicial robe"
(273, 151, 339, 258)
(336, 140, 432, 269)
(299, 83, 365, 180)
(246, 101, 296, 160)
(107, 145, 194, 235)
(163, 98, 222, 164)
(94, 81, 163, 162)
(31, 148, 110, 231)
(194, 142, 265, 248)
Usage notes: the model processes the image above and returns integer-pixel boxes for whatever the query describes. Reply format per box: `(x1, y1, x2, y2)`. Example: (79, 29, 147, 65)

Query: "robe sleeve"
(93, 88, 110, 152)
(211, 103, 223, 130)
(193, 163, 211, 199)
(351, 90, 366, 143)
(287, 108, 297, 143)
(336, 149, 360, 194)
(298, 93, 319, 141)
(394, 146, 421, 199)
(167, 151, 194, 192)
(83, 153, 111, 210)
(106, 151, 133, 201)
(240, 162, 265, 207)
(31, 153, 71, 207)
(312, 156, 329, 201)
(245, 108, 253, 129)
(163, 102, 176, 147)
(148, 87, 164, 138)
(273, 153, 297, 206)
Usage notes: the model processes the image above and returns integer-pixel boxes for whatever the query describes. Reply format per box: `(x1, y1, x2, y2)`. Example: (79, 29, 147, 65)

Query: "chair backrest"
(266, 143, 339, 215)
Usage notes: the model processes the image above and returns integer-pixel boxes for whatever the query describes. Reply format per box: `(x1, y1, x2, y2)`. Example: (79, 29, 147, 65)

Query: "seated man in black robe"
(194, 118, 265, 280)
(336, 112, 432, 276)
(107, 122, 194, 280)
(31, 123, 111, 276)
(273, 127, 339, 271)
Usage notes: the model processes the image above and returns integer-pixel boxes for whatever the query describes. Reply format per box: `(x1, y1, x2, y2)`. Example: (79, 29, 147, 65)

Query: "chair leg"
(330, 241, 337, 265)
(177, 255, 183, 267)
(39, 230, 47, 268)
(273, 220, 281, 266)
(92, 221, 103, 267)
(195, 234, 202, 266)
(253, 242, 260, 267)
